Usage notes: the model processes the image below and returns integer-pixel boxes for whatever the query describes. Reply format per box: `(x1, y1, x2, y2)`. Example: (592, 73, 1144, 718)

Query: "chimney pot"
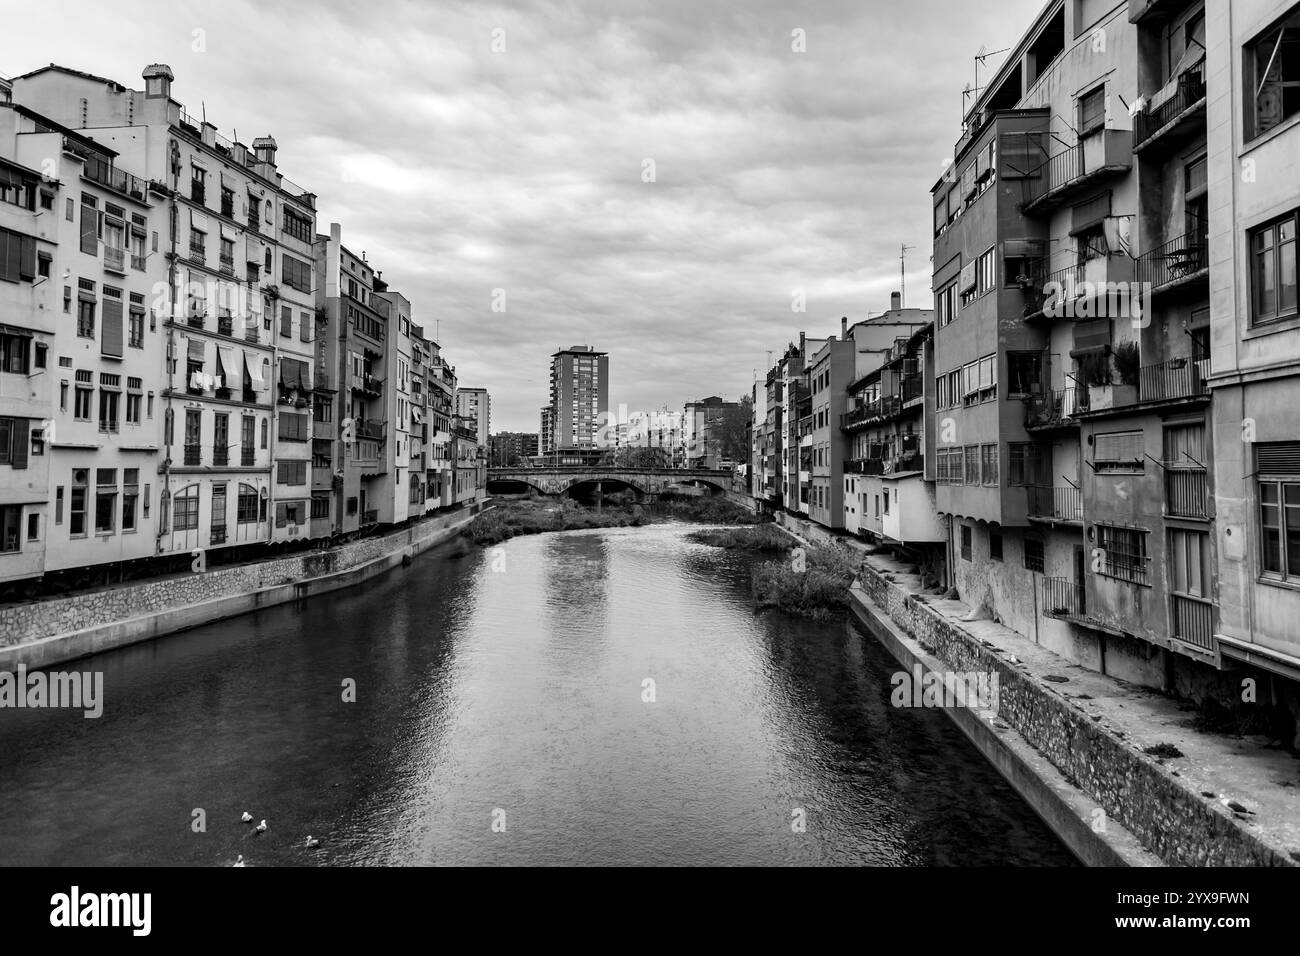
(891, 291, 902, 310)
(841, 315, 848, 338)
(142, 63, 173, 99)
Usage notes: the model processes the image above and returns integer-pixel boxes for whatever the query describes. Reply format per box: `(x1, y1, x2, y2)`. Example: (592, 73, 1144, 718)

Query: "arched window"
(264, 248, 272, 273)
(174, 484, 199, 531)
(237, 483, 258, 524)
(260, 418, 268, 449)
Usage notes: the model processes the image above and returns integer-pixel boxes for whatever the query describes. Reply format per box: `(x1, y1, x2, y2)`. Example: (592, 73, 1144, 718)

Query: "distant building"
(542, 345, 608, 464)
(490, 431, 539, 467)
(682, 396, 738, 469)
(455, 387, 490, 447)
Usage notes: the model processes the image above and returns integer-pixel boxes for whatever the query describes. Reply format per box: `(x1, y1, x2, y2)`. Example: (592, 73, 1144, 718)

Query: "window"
(220, 187, 234, 218)
(0, 416, 30, 468)
(937, 282, 957, 326)
(70, 470, 87, 536)
(214, 413, 229, 466)
(241, 416, 256, 466)
(261, 418, 269, 449)
(185, 409, 202, 466)
(280, 305, 292, 338)
(1094, 430, 1144, 472)
(283, 206, 313, 243)
(1169, 529, 1209, 598)
(1258, 441, 1300, 582)
(1009, 443, 1047, 486)
(1246, 9, 1300, 139)
(189, 227, 205, 263)
(1077, 224, 1109, 263)
(961, 354, 997, 405)
(990, 530, 1003, 561)
(964, 445, 980, 484)
(122, 469, 138, 532)
(129, 307, 145, 348)
(277, 460, 307, 484)
(1249, 209, 1297, 326)
(1024, 536, 1044, 573)
(0, 331, 29, 374)
(98, 387, 119, 433)
(75, 370, 93, 419)
(0, 506, 19, 553)
(1095, 524, 1149, 585)
(282, 254, 312, 293)
(211, 483, 228, 543)
(94, 468, 117, 534)
(976, 247, 996, 295)
(26, 511, 38, 542)
(191, 167, 206, 204)
(981, 444, 999, 485)
(237, 484, 259, 524)
(1079, 85, 1106, 135)
(174, 486, 199, 532)
(1007, 351, 1041, 394)
(961, 524, 972, 560)
(77, 297, 96, 338)
(311, 495, 330, 520)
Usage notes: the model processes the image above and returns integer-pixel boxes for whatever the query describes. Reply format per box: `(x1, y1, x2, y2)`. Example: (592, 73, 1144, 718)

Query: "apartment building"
(423, 335, 456, 507)
(455, 387, 490, 448)
(1205, 0, 1300, 682)
(489, 431, 539, 467)
(378, 289, 413, 524)
(315, 223, 391, 532)
(11, 64, 328, 557)
(682, 395, 737, 468)
(805, 332, 855, 528)
(544, 345, 608, 463)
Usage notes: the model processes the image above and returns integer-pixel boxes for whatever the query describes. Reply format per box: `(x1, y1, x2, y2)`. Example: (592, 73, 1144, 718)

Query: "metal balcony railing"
(1138, 357, 1208, 402)
(1135, 61, 1206, 149)
(1026, 387, 1086, 426)
(1136, 233, 1209, 291)
(355, 418, 385, 440)
(1028, 484, 1083, 521)
(1022, 130, 1132, 211)
(189, 241, 205, 264)
(1165, 467, 1209, 519)
(241, 448, 255, 467)
(103, 246, 125, 272)
(901, 375, 923, 402)
(81, 154, 149, 201)
(1042, 577, 1086, 618)
(1172, 593, 1214, 650)
(184, 443, 201, 466)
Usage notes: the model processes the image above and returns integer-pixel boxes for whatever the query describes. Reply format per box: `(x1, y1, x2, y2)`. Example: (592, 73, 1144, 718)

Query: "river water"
(0, 523, 1075, 866)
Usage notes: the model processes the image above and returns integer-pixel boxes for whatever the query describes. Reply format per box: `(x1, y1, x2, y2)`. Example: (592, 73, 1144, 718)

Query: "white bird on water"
(240, 812, 253, 823)
(305, 836, 320, 848)
(255, 819, 267, 834)
(233, 855, 245, 867)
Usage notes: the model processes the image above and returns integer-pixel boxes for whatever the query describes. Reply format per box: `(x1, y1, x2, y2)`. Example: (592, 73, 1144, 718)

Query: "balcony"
(130, 254, 146, 272)
(219, 253, 235, 276)
(1134, 61, 1206, 155)
(1042, 577, 1087, 619)
(81, 154, 149, 202)
(350, 372, 384, 397)
(241, 448, 255, 467)
(355, 418, 385, 440)
(214, 445, 229, 467)
(1022, 130, 1132, 215)
(188, 241, 205, 265)
(1027, 484, 1083, 523)
(1025, 387, 1085, 428)
(901, 375, 923, 403)
(361, 509, 379, 525)
(845, 456, 885, 476)
(1171, 593, 1214, 651)
(103, 246, 126, 274)
(1138, 357, 1208, 404)
(1165, 467, 1210, 519)
(217, 313, 234, 337)
(1135, 233, 1208, 296)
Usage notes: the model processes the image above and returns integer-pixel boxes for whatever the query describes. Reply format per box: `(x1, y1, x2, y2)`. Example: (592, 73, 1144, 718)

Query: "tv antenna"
(900, 244, 916, 308)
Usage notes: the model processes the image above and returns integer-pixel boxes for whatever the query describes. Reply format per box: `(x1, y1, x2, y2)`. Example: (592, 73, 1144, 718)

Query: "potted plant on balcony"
(1078, 349, 1116, 410)
(1110, 341, 1141, 406)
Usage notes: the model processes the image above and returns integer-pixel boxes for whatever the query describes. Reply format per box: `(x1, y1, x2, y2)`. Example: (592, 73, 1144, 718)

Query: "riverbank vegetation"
(685, 524, 791, 551)
(751, 543, 859, 621)
(465, 493, 760, 546)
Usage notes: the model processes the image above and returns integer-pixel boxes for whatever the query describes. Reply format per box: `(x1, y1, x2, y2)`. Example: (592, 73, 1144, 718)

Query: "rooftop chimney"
(252, 135, 278, 167)
(142, 63, 173, 99)
(891, 291, 902, 311)
(841, 315, 848, 338)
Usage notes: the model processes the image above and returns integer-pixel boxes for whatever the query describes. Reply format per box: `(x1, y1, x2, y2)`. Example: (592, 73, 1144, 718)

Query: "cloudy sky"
(2, 0, 1042, 431)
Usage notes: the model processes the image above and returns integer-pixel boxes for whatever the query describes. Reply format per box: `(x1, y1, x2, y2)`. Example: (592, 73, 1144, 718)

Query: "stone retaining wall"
(853, 560, 1292, 866)
(0, 505, 481, 668)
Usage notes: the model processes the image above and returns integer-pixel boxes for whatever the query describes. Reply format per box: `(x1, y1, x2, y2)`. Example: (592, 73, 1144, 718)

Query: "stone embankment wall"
(852, 559, 1293, 867)
(0, 505, 482, 669)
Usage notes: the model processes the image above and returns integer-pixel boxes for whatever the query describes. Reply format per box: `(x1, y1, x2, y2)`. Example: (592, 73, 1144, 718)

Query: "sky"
(1, 0, 1044, 432)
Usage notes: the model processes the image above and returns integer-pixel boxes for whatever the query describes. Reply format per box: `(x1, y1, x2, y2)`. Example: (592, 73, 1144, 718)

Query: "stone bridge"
(486, 466, 735, 498)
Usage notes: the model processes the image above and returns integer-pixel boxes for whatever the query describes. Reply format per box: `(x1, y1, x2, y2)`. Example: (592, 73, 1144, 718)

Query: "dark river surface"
(0, 523, 1076, 866)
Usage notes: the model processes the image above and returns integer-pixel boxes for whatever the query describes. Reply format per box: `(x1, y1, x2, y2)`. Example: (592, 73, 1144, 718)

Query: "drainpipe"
(158, 179, 179, 559)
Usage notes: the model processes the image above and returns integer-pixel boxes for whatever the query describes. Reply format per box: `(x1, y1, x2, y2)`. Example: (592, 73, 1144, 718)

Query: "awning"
(244, 350, 265, 389)
(246, 236, 261, 263)
(217, 347, 238, 386)
(187, 338, 206, 361)
(190, 209, 208, 230)
(220, 171, 237, 190)
(411, 407, 423, 424)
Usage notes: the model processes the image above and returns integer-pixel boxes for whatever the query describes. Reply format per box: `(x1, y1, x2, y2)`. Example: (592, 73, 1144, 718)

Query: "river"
(0, 522, 1075, 866)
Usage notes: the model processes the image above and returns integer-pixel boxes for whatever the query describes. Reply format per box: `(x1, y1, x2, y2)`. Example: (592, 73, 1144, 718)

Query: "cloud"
(1, 0, 1042, 430)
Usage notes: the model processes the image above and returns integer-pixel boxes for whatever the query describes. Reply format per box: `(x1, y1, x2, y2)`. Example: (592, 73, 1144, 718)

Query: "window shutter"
(1070, 192, 1112, 235)
(80, 201, 97, 254)
(102, 299, 124, 357)
(18, 234, 35, 279)
(1096, 431, 1143, 462)
(12, 418, 29, 469)
(1258, 441, 1300, 476)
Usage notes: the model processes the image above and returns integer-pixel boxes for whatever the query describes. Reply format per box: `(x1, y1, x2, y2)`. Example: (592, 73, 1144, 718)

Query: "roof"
(12, 63, 131, 92)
